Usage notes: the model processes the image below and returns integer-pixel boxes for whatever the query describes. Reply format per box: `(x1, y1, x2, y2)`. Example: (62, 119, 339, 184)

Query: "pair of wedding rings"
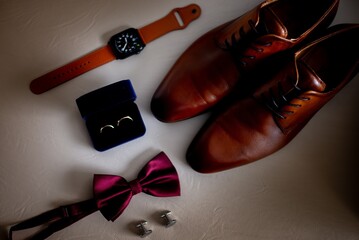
(99, 116, 133, 133)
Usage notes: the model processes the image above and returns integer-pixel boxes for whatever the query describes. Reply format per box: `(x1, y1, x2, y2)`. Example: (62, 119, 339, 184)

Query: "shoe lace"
(261, 78, 311, 119)
(224, 20, 272, 67)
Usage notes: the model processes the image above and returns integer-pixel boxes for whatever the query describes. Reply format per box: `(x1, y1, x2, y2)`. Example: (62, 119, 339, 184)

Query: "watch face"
(109, 28, 146, 59)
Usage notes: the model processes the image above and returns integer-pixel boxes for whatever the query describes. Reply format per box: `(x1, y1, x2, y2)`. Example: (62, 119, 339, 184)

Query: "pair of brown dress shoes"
(151, 0, 359, 173)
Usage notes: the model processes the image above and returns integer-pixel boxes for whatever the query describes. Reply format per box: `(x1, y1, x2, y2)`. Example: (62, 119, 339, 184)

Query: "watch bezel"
(108, 28, 146, 60)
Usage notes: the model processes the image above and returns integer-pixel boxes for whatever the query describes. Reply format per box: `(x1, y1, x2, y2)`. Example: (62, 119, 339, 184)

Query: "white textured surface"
(0, 0, 359, 239)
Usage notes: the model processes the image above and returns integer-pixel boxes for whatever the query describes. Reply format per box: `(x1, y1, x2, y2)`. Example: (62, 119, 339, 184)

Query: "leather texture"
(151, 0, 339, 122)
(186, 24, 359, 173)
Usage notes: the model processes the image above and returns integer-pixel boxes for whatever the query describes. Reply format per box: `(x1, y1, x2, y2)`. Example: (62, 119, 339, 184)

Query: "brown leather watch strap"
(30, 4, 201, 94)
(138, 4, 201, 44)
(30, 45, 116, 94)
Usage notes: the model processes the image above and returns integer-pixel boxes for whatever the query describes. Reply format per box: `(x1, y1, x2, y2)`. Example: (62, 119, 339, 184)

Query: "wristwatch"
(30, 4, 201, 94)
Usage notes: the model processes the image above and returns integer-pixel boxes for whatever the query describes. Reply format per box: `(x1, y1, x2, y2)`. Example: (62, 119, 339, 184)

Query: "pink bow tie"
(9, 152, 180, 240)
(94, 151, 181, 221)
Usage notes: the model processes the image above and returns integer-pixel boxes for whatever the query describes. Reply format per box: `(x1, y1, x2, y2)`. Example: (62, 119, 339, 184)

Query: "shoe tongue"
(259, 7, 288, 38)
(296, 61, 326, 92)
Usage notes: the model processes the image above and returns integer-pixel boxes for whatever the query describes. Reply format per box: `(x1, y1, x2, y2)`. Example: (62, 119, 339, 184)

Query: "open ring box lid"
(76, 80, 146, 151)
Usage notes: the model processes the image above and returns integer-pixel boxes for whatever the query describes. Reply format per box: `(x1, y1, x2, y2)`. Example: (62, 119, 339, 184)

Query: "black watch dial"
(109, 28, 146, 59)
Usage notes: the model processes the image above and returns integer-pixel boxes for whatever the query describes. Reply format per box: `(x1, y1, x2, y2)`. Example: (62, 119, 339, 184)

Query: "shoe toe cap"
(186, 100, 285, 173)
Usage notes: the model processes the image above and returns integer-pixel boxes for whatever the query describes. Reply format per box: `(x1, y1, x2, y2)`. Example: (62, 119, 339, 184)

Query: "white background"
(0, 0, 358, 239)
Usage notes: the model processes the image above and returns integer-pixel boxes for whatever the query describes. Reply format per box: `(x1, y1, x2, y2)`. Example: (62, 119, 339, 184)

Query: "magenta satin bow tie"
(94, 151, 181, 221)
(9, 152, 180, 240)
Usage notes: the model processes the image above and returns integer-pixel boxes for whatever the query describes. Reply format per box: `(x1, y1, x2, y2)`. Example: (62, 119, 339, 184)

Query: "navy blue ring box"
(76, 80, 146, 151)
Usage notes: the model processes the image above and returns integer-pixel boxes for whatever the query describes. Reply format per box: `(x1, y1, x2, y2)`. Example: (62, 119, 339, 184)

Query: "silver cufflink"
(136, 221, 152, 238)
(161, 211, 176, 227)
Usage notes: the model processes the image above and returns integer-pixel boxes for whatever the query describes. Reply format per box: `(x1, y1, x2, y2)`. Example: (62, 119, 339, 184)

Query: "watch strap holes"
(51, 61, 91, 80)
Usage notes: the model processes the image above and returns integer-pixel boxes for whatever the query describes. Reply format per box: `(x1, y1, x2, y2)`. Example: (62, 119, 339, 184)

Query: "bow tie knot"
(129, 179, 142, 195)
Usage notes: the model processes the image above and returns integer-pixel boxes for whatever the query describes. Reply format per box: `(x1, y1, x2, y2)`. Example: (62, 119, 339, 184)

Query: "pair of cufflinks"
(136, 211, 177, 238)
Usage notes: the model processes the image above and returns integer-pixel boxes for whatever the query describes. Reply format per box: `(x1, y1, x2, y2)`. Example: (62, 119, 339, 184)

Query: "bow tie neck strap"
(8, 199, 98, 240)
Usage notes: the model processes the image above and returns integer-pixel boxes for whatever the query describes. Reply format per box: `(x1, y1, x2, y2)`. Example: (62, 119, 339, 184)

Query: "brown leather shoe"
(151, 0, 339, 122)
(186, 24, 359, 173)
